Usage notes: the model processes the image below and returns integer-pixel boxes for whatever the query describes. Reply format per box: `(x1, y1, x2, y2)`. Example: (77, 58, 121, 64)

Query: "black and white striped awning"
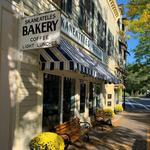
(40, 38, 119, 83)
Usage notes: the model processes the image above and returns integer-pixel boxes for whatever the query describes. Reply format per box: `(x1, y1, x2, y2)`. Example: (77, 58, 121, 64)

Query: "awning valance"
(40, 38, 119, 83)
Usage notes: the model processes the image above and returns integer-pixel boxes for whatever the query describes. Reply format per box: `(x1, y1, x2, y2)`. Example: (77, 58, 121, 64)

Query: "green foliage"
(126, 64, 150, 96)
(127, 0, 150, 34)
(133, 39, 150, 65)
(125, 92, 130, 97)
(126, 0, 150, 64)
(114, 105, 123, 113)
(29, 132, 64, 150)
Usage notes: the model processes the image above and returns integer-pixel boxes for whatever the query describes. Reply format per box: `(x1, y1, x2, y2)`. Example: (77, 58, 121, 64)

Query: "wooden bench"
(94, 110, 112, 130)
(54, 117, 91, 149)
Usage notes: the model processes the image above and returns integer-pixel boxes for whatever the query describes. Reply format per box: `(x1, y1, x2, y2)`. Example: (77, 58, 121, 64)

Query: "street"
(125, 97, 150, 112)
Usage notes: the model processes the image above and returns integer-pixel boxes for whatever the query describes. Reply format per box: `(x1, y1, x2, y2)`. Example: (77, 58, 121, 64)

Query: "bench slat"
(54, 117, 90, 148)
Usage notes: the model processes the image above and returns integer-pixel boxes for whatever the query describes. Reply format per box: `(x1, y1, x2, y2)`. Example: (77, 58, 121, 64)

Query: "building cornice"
(107, 0, 120, 20)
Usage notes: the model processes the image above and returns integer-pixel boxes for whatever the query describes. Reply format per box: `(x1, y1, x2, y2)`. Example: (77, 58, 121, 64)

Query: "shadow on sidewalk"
(132, 139, 147, 150)
(68, 125, 147, 150)
(124, 110, 150, 127)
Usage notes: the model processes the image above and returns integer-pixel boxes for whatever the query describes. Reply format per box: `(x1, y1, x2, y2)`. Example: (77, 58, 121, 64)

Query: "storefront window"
(42, 74, 61, 131)
(63, 77, 75, 122)
(93, 84, 102, 111)
(89, 82, 94, 115)
(89, 83, 102, 114)
(80, 82, 86, 113)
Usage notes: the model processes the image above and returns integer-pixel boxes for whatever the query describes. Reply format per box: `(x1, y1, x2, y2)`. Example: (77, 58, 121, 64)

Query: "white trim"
(60, 76, 64, 124)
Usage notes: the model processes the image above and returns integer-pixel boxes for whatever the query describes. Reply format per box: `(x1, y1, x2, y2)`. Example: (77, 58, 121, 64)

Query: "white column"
(85, 82, 89, 118)
(60, 76, 64, 124)
(74, 78, 80, 117)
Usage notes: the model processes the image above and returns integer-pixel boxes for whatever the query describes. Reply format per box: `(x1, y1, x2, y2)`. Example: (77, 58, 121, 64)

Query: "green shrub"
(114, 105, 123, 113)
(29, 132, 64, 150)
(103, 108, 115, 118)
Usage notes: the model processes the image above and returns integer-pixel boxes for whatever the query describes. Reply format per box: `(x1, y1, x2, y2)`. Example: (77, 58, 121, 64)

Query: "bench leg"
(107, 119, 112, 126)
(81, 133, 90, 142)
(85, 133, 90, 142)
(64, 140, 71, 150)
(94, 121, 104, 131)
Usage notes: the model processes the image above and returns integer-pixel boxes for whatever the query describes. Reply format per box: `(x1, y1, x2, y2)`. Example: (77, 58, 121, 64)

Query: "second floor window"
(78, 0, 93, 37)
(108, 30, 114, 56)
(97, 12, 107, 50)
(52, 0, 72, 15)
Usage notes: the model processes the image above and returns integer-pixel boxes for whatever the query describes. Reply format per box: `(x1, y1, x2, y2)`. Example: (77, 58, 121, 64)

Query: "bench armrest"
(59, 133, 71, 149)
(80, 121, 91, 129)
(59, 133, 71, 141)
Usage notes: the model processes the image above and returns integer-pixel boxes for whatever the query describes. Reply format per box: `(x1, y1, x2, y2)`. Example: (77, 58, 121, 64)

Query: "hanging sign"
(19, 11, 60, 50)
(61, 15, 103, 61)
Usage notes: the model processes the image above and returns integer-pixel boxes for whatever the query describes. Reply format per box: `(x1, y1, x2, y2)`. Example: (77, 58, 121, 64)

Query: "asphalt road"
(125, 97, 150, 112)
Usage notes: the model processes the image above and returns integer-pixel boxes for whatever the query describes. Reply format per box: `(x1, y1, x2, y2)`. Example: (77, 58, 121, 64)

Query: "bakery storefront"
(19, 10, 118, 131)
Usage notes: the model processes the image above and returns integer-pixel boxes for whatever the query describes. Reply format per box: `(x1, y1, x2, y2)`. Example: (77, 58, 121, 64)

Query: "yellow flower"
(29, 132, 65, 150)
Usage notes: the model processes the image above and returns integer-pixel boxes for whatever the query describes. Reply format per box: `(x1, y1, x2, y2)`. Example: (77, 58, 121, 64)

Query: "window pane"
(108, 30, 114, 56)
(80, 82, 86, 113)
(61, 0, 66, 12)
(89, 82, 94, 115)
(66, 0, 72, 14)
(97, 12, 107, 50)
(78, 3, 85, 28)
(63, 77, 75, 122)
(93, 84, 102, 109)
(42, 74, 61, 131)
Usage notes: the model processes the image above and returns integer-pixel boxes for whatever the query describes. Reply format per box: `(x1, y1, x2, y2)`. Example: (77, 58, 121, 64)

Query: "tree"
(126, 63, 150, 96)
(134, 38, 150, 65)
(126, 0, 150, 64)
(124, 0, 150, 96)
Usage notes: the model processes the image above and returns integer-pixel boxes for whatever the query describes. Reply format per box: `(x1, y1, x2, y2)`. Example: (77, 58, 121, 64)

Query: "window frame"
(52, 0, 72, 15)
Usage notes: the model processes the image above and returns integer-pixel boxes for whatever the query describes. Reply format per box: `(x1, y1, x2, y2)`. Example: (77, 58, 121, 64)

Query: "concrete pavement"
(68, 111, 150, 150)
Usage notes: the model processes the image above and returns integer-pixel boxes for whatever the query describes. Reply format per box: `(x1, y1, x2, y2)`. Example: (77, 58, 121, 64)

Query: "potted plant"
(114, 105, 123, 114)
(29, 132, 65, 150)
(103, 108, 115, 118)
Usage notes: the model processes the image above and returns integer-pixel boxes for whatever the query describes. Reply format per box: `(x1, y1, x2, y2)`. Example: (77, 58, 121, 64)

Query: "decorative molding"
(107, 0, 120, 20)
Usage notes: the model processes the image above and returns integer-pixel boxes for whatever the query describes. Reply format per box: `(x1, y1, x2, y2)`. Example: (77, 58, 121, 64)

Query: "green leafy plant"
(29, 132, 64, 150)
(114, 105, 123, 114)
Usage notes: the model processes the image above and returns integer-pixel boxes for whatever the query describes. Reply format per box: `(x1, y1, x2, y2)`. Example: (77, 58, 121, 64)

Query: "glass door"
(42, 74, 61, 131)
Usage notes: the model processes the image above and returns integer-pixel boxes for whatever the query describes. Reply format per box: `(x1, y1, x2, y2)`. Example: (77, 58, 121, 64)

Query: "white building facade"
(0, 0, 126, 149)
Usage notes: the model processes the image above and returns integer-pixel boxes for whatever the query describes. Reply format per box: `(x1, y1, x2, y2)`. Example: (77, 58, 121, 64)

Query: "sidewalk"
(68, 113, 124, 150)
(68, 111, 149, 150)
(112, 112, 124, 127)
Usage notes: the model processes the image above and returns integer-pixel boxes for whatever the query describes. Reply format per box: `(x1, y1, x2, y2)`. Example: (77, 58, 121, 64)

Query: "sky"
(117, 0, 138, 64)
